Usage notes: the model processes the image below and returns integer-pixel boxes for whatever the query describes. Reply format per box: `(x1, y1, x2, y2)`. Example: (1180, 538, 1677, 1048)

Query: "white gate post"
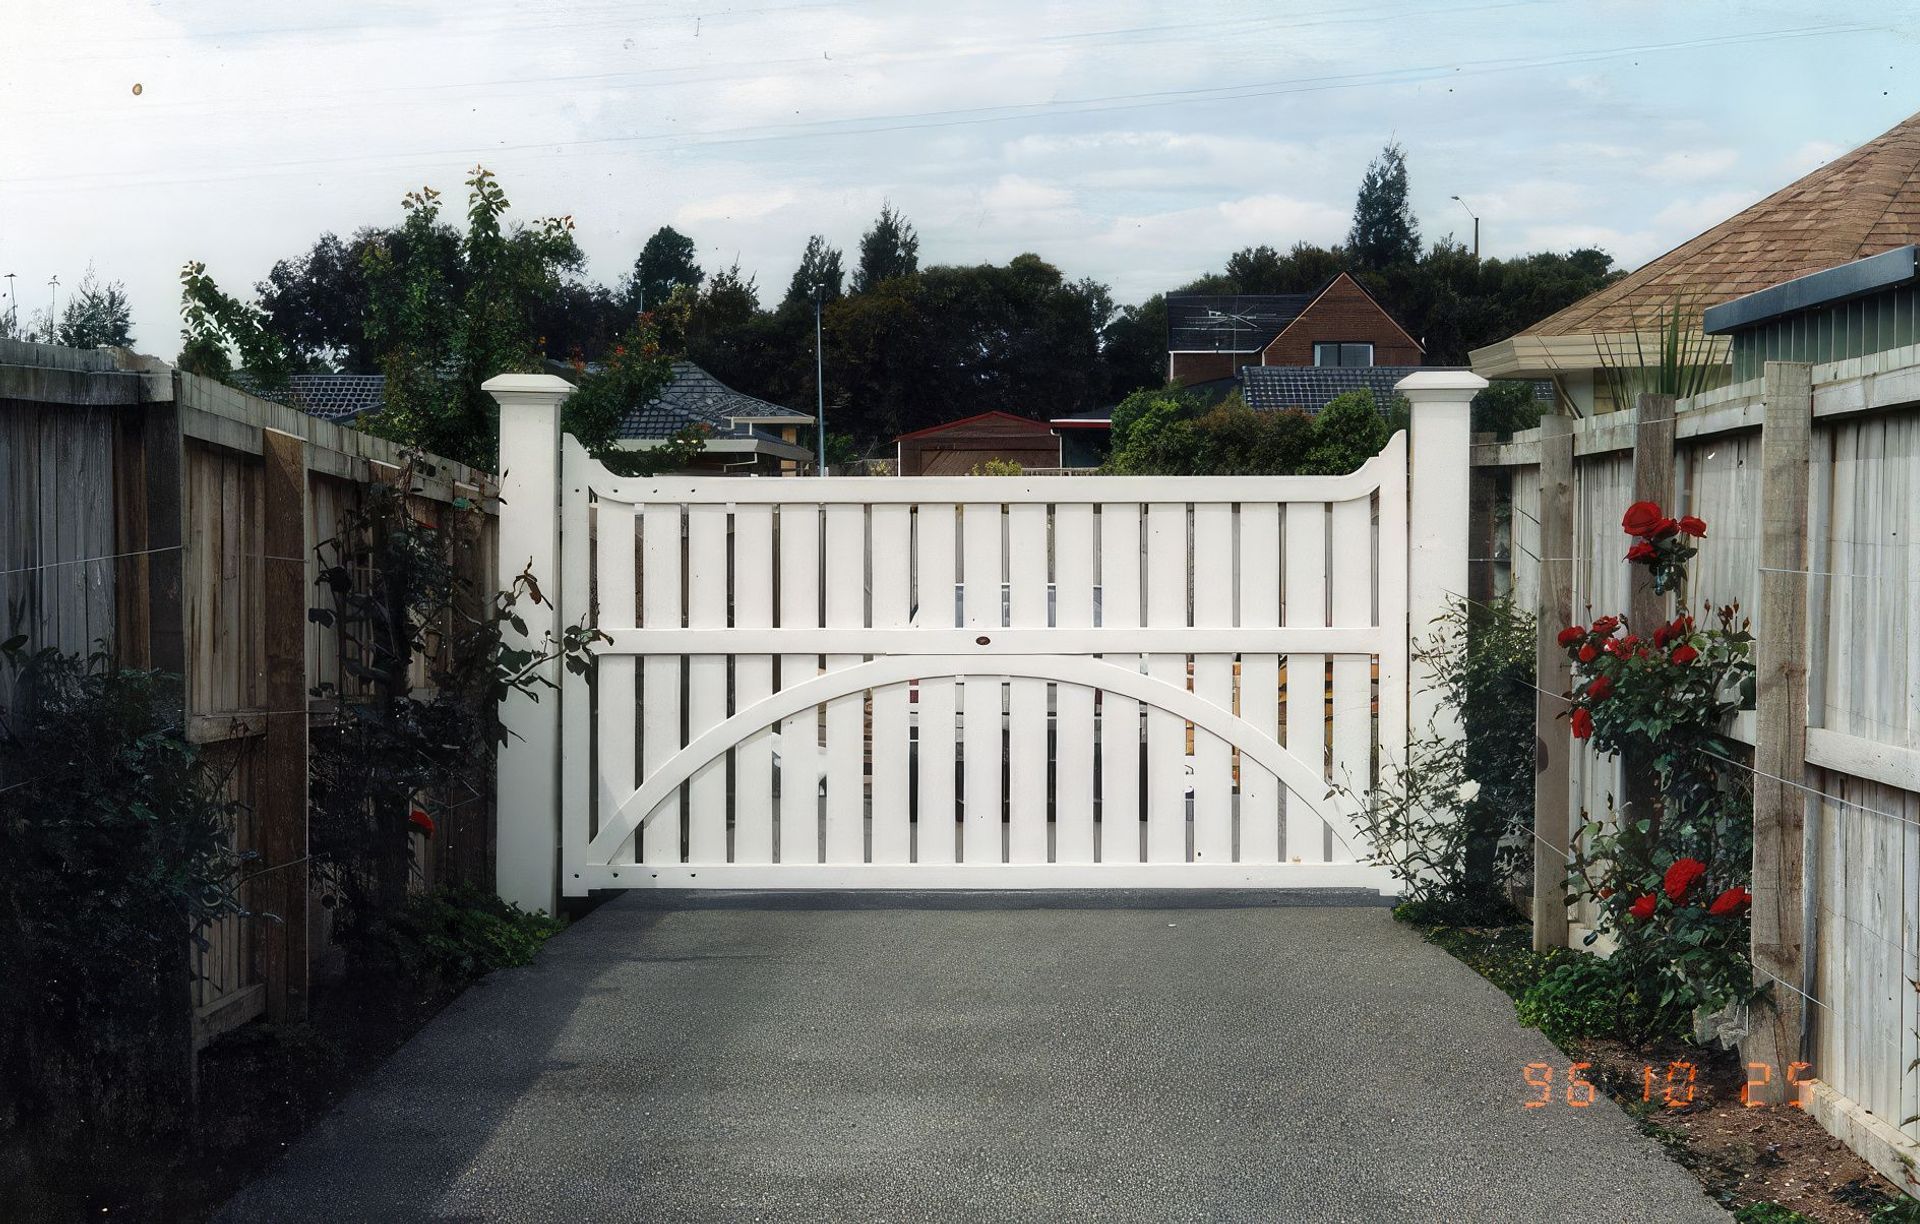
(1397, 370, 1486, 743)
(485, 372, 574, 915)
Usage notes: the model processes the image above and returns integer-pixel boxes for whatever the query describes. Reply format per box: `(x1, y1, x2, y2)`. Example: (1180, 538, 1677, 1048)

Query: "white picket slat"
(1006, 503, 1050, 864)
(778, 504, 821, 864)
(915, 504, 958, 864)
(731, 506, 775, 863)
(639, 502, 682, 868)
(1052, 504, 1097, 862)
(869, 505, 913, 863)
(1099, 505, 1142, 863)
(1191, 502, 1234, 863)
(961, 502, 1003, 863)
(1283, 502, 1327, 863)
(685, 504, 729, 863)
(1329, 496, 1373, 862)
(823, 504, 866, 863)
(1144, 502, 1188, 862)
(1237, 503, 1282, 863)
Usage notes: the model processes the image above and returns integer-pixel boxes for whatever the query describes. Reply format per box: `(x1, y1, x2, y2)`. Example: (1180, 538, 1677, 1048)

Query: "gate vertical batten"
(494, 374, 1477, 897)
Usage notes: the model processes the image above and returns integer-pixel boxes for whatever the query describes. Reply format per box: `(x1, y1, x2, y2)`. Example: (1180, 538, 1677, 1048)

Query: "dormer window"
(1313, 342, 1374, 367)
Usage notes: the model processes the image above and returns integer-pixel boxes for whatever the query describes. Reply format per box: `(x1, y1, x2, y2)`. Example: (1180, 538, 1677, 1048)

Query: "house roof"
(893, 411, 1055, 443)
(1526, 108, 1920, 338)
(251, 372, 387, 421)
(618, 360, 809, 444)
(1239, 366, 1430, 413)
(1166, 293, 1315, 351)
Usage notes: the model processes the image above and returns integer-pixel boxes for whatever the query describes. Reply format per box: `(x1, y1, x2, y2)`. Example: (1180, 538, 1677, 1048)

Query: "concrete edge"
(595, 887, 1402, 911)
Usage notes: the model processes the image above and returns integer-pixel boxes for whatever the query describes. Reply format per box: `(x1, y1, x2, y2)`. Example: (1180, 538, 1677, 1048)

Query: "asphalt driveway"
(217, 893, 1727, 1223)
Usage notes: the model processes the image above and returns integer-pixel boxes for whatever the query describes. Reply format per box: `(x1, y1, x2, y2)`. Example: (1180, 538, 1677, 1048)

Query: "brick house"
(1166, 272, 1423, 385)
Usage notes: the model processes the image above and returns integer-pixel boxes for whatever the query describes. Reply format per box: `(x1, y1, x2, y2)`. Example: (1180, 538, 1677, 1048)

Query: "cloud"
(1644, 148, 1740, 183)
(673, 188, 801, 225)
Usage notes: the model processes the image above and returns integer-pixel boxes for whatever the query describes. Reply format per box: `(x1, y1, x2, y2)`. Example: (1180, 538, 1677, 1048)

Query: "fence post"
(1745, 360, 1812, 1102)
(485, 373, 573, 916)
(1533, 416, 1575, 951)
(260, 428, 310, 1022)
(1398, 370, 1487, 742)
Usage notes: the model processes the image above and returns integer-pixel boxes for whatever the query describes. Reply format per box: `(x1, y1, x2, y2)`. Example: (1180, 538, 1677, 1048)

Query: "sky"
(4, 0, 1919, 356)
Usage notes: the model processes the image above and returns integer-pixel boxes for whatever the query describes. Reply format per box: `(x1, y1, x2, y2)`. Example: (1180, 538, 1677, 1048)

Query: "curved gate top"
(486, 372, 1483, 907)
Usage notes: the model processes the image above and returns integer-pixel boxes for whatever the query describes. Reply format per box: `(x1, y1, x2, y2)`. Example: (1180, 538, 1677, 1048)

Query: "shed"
(893, 411, 1061, 475)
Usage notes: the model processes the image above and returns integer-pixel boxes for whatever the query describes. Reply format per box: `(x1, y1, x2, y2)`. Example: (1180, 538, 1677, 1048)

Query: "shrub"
(381, 886, 566, 984)
(1515, 955, 1690, 1048)
(0, 647, 242, 1153)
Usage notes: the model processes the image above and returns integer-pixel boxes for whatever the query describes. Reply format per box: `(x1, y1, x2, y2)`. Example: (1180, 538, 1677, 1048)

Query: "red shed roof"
(893, 411, 1056, 442)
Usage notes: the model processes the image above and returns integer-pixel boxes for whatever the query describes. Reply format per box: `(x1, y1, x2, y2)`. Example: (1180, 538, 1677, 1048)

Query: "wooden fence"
(0, 342, 497, 1051)
(1473, 354, 1920, 1189)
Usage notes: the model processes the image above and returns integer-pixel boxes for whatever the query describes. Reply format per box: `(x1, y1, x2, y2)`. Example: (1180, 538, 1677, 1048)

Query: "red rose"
(1591, 615, 1620, 635)
(1708, 886, 1752, 917)
(1621, 501, 1663, 537)
(1652, 518, 1680, 539)
(1628, 894, 1656, 920)
(1670, 644, 1699, 665)
(1677, 515, 1707, 538)
(1557, 626, 1584, 647)
(1663, 857, 1707, 903)
(1597, 887, 1613, 899)
(409, 808, 436, 837)
(1668, 614, 1692, 637)
(1570, 707, 1593, 739)
(1626, 541, 1656, 562)
(1578, 643, 1598, 663)
(1586, 674, 1613, 701)
(1652, 625, 1670, 649)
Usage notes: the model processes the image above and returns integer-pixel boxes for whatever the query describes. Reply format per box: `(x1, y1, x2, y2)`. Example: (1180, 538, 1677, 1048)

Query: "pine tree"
(1346, 142, 1421, 270)
(852, 203, 919, 293)
(55, 267, 134, 348)
(786, 234, 845, 305)
(626, 226, 703, 313)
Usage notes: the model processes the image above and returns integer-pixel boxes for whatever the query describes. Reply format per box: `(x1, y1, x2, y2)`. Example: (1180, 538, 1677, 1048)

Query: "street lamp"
(1450, 195, 1480, 259)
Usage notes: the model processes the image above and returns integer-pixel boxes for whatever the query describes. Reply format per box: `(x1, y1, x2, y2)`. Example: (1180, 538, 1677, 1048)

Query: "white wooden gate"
(487, 373, 1482, 907)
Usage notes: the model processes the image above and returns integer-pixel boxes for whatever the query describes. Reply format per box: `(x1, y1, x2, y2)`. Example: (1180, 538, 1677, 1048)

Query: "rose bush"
(1555, 503, 1762, 1035)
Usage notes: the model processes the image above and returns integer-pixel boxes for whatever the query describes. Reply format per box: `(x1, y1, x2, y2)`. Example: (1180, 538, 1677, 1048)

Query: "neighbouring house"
(275, 360, 815, 475)
(1472, 106, 1920, 414)
(612, 360, 815, 475)
(893, 411, 1061, 475)
(1165, 271, 1424, 385)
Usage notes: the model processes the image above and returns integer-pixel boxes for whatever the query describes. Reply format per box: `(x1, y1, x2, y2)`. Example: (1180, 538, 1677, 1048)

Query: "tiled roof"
(1239, 366, 1428, 413)
(284, 373, 387, 421)
(1166, 293, 1314, 351)
(618, 360, 808, 443)
(1530, 108, 1920, 337)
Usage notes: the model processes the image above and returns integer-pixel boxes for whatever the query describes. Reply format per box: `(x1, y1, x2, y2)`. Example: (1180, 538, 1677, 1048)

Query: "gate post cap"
(1394, 370, 1488, 402)
(483, 372, 575, 401)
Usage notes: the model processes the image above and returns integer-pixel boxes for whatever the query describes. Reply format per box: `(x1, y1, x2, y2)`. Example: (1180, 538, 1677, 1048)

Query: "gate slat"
(1237, 503, 1281, 863)
(915, 504, 957, 863)
(778, 504, 821, 864)
(1052, 503, 1096, 862)
(1283, 503, 1327, 863)
(961, 502, 1003, 862)
(1375, 434, 1410, 784)
(869, 505, 913, 863)
(1145, 502, 1188, 862)
(639, 502, 682, 868)
(1006, 503, 1049, 864)
(597, 501, 639, 863)
(685, 504, 729, 863)
(732, 506, 775, 863)
(1191, 502, 1234, 864)
(823, 504, 866, 863)
(559, 451, 592, 884)
(1330, 496, 1373, 862)
(1099, 505, 1142, 863)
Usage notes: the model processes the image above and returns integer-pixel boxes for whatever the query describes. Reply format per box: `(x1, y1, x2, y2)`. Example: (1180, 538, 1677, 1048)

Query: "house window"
(1313, 342, 1374, 367)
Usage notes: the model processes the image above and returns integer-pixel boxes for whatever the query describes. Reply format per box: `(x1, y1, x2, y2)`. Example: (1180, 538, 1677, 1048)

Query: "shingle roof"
(617, 360, 807, 443)
(1166, 293, 1315, 351)
(1240, 366, 1552, 414)
(1530, 108, 1920, 337)
(283, 373, 387, 421)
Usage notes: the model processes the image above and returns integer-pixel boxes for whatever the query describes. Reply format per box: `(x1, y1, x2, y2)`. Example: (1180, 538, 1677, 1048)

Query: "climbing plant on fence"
(1557, 501, 1762, 1032)
(308, 456, 603, 954)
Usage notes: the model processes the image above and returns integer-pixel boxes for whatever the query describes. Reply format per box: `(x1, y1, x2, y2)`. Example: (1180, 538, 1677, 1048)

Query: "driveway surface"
(217, 893, 1727, 1223)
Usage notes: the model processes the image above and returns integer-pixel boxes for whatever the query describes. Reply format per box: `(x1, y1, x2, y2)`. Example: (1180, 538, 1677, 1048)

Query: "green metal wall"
(1731, 283, 1920, 381)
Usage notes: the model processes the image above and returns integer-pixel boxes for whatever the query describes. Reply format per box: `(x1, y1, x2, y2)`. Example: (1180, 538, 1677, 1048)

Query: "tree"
(255, 232, 384, 368)
(852, 203, 919, 292)
(785, 234, 845, 305)
(54, 267, 133, 349)
(625, 225, 703, 314)
(1347, 142, 1421, 271)
(1299, 388, 1397, 475)
(1100, 294, 1168, 403)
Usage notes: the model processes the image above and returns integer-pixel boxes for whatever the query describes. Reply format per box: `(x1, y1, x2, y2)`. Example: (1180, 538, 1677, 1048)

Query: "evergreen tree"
(55, 267, 134, 348)
(626, 226, 703, 313)
(852, 203, 919, 292)
(786, 234, 845, 305)
(1346, 142, 1422, 270)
